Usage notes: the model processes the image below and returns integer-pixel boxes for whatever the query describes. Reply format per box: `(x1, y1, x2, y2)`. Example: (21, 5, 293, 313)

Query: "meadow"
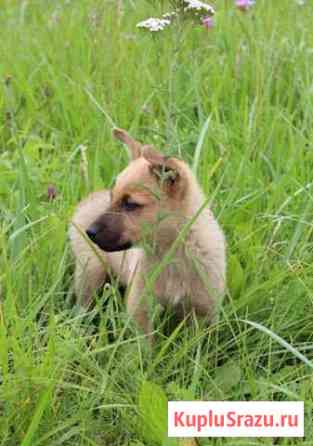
(1, 0, 313, 444)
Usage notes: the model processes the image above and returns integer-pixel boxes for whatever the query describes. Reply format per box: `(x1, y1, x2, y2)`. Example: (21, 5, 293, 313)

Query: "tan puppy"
(69, 129, 226, 337)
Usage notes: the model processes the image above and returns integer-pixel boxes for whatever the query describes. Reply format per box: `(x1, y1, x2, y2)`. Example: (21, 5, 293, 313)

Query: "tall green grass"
(1, 0, 313, 444)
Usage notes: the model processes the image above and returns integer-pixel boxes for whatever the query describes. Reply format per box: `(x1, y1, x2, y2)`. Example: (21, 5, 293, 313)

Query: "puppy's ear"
(143, 147, 186, 199)
(113, 128, 143, 160)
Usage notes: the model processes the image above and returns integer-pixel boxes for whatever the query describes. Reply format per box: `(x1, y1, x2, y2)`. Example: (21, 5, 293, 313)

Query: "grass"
(1, 0, 313, 444)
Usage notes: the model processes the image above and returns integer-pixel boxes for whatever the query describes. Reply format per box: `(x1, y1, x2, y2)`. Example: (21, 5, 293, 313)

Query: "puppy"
(69, 129, 226, 337)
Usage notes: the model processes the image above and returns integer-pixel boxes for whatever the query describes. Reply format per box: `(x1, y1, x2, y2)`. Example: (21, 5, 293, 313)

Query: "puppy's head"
(86, 129, 190, 252)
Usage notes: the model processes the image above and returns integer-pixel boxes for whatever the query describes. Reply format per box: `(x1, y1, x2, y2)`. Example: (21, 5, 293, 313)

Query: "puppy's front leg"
(126, 272, 153, 341)
(74, 256, 106, 307)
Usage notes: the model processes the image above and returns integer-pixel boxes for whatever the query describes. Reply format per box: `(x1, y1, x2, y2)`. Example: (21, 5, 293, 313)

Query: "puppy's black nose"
(86, 225, 98, 242)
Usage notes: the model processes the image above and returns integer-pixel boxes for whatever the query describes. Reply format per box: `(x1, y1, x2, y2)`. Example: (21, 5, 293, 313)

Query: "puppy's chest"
(154, 254, 206, 307)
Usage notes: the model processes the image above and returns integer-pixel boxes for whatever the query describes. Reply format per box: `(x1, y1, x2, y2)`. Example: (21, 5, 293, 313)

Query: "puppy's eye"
(121, 199, 144, 212)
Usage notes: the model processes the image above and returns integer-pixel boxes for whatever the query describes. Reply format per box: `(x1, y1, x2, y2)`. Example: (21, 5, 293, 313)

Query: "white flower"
(136, 17, 171, 32)
(183, 0, 215, 15)
(162, 11, 177, 20)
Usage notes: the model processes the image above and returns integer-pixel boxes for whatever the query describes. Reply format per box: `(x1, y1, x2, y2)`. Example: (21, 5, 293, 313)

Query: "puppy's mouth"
(95, 239, 133, 252)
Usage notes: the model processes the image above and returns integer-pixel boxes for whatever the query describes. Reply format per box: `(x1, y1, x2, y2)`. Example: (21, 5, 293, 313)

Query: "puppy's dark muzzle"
(86, 225, 99, 243)
(86, 215, 132, 252)
(86, 225, 98, 243)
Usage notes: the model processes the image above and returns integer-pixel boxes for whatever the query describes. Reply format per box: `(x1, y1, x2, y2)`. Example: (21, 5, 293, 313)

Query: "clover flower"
(136, 17, 171, 32)
(235, 0, 255, 11)
(47, 185, 57, 201)
(202, 15, 214, 29)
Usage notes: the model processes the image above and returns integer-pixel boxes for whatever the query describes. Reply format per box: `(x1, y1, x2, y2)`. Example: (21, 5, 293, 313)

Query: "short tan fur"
(69, 129, 226, 339)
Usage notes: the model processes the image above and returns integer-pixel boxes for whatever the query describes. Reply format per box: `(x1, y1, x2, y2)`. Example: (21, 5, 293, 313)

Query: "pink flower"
(47, 185, 57, 201)
(235, 0, 255, 11)
(202, 15, 214, 29)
